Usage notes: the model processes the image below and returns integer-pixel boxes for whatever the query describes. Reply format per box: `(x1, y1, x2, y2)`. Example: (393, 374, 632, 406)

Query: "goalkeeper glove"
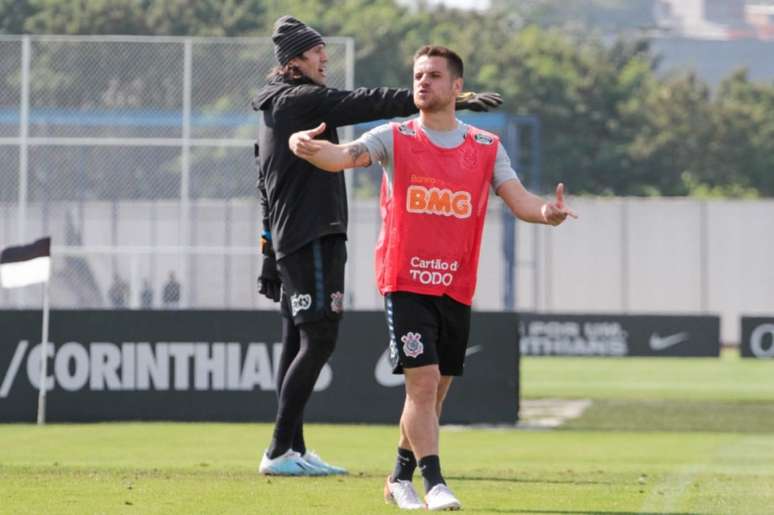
(257, 232, 281, 302)
(455, 91, 503, 112)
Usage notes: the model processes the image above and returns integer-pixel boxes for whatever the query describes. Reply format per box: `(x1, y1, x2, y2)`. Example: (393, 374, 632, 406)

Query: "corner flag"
(1, 237, 53, 424)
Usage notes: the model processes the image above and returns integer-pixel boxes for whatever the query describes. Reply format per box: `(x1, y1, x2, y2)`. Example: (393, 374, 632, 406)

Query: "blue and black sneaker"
(258, 450, 326, 476)
(300, 450, 348, 475)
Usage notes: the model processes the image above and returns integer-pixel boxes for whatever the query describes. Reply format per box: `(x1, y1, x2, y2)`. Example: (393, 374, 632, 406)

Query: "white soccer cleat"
(384, 476, 425, 510)
(425, 483, 462, 511)
(258, 449, 326, 476)
(301, 450, 348, 475)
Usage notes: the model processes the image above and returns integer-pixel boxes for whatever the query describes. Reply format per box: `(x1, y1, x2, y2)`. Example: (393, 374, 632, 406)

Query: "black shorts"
(384, 291, 471, 376)
(277, 235, 346, 325)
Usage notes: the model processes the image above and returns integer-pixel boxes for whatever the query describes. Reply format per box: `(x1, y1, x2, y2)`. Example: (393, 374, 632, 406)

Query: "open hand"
(289, 122, 326, 158)
(455, 91, 503, 112)
(541, 183, 578, 226)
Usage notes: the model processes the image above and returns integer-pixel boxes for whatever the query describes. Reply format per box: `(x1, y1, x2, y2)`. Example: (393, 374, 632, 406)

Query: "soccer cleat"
(258, 449, 326, 476)
(384, 476, 425, 510)
(425, 483, 462, 511)
(301, 450, 348, 475)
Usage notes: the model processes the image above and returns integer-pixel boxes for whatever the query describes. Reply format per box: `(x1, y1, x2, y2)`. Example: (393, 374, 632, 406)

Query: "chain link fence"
(4, 36, 764, 342)
(0, 35, 353, 310)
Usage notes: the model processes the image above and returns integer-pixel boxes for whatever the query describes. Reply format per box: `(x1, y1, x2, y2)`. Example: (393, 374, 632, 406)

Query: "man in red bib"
(289, 45, 577, 510)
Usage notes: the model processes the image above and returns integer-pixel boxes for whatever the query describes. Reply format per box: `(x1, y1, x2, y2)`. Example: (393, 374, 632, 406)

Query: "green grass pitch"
(1, 351, 772, 514)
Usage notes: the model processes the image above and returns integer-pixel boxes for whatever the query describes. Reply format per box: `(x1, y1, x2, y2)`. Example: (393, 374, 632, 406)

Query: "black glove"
(258, 235, 281, 302)
(455, 91, 503, 112)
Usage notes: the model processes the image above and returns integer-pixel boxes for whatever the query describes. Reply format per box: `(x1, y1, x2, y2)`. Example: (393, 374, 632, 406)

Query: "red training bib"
(375, 118, 498, 305)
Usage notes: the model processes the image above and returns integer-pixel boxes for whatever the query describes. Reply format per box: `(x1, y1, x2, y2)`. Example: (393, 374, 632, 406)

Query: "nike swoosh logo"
(374, 344, 485, 387)
(649, 332, 689, 351)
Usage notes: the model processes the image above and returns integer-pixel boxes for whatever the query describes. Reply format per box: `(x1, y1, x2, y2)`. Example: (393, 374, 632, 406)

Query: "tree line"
(2, 0, 773, 197)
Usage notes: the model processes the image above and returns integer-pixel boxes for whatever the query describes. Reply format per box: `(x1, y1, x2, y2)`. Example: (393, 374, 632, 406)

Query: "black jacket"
(252, 75, 417, 259)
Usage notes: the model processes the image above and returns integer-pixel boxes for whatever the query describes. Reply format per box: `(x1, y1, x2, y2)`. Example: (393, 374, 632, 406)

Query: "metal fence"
(0, 35, 354, 310)
(1, 37, 770, 342)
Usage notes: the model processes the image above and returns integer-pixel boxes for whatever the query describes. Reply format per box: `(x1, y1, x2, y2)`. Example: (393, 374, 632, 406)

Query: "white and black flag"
(0, 237, 51, 289)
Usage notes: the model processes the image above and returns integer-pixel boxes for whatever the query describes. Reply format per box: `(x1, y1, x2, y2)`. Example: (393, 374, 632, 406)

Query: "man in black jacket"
(255, 15, 501, 476)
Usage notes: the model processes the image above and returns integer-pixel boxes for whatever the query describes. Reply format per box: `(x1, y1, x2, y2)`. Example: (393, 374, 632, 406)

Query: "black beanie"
(272, 16, 325, 65)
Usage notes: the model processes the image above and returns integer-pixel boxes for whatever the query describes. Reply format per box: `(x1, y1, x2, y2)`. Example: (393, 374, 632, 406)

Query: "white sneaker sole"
(259, 468, 324, 476)
(258, 461, 325, 476)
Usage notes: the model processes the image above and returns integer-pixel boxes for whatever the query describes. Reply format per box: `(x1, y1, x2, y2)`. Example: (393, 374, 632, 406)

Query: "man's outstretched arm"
(497, 180, 578, 226)
(289, 122, 372, 172)
(317, 87, 503, 128)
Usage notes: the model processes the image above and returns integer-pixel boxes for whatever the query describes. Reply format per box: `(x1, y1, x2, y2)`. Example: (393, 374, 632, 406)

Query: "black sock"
(292, 425, 306, 456)
(418, 455, 446, 492)
(391, 447, 416, 482)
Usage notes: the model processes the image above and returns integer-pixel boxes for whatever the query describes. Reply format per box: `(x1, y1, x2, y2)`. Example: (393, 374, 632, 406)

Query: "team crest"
(397, 123, 416, 136)
(401, 332, 424, 358)
(474, 133, 494, 145)
(291, 293, 312, 316)
(330, 291, 344, 313)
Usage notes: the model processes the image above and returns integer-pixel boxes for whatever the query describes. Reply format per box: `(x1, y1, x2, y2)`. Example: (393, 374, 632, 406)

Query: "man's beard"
(302, 68, 326, 86)
(415, 94, 453, 112)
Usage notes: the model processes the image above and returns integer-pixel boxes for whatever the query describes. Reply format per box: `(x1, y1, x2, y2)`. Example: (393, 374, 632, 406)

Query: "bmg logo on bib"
(406, 185, 471, 219)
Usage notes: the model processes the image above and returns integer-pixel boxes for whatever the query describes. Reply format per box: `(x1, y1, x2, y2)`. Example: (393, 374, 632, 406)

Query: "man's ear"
(454, 77, 464, 96)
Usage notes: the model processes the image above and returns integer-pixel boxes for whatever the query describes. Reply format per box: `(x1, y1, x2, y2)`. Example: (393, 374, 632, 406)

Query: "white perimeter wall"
(350, 197, 774, 344)
(2, 197, 772, 343)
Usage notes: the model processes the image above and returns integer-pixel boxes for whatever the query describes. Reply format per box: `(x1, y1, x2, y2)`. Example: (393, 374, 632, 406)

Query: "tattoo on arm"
(346, 142, 371, 167)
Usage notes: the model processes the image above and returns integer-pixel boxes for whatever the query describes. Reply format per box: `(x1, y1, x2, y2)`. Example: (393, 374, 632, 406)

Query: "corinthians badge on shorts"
(401, 332, 424, 358)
